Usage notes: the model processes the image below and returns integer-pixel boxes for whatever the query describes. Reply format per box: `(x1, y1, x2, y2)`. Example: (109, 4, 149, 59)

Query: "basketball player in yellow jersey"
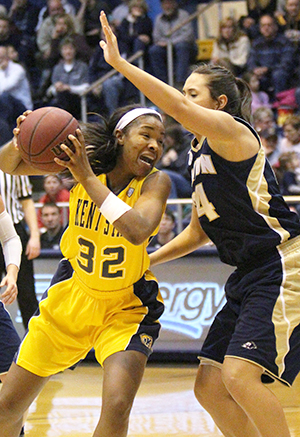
(0, 104, 171, 437)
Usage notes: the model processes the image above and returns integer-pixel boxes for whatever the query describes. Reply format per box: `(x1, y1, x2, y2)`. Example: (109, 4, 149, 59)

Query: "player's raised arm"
(99, 11, 257, 160)
(99, 11, 188, 126)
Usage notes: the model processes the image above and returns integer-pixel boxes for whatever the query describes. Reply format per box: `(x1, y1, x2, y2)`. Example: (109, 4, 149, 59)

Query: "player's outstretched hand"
(55, 129, 95, 183)
(99, 10, 122, 69)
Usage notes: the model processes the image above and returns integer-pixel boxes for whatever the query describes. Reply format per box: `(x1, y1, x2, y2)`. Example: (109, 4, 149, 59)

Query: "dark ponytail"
(235, 77, 253, 124)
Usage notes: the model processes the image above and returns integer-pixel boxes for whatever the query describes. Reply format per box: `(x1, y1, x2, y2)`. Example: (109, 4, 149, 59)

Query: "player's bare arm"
(150, 205, 210, 267)
(99, 11, 259, 162)
(57, 131, 171, 245)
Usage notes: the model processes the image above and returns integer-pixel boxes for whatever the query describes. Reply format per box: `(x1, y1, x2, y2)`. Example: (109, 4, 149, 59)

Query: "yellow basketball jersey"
(60, 170, 160, 292)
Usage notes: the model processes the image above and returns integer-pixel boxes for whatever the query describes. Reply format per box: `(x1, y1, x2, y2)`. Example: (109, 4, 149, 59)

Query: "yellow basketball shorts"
(16, 259, 164, 377)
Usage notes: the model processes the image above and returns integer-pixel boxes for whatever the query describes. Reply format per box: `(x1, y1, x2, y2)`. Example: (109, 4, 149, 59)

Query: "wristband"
(99, 192, 132, 224)
(0, 210, 22, 268)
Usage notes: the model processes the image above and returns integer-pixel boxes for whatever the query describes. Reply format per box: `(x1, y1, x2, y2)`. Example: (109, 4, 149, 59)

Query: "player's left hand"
(55, 129, 95, 183)
(99, 11, 123, 69)
(0, 273, 18, 305)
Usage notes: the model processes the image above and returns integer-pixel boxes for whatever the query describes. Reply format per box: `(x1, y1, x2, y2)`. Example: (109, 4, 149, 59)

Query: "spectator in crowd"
(47, 38, 89, 119)
(243, 70, 271, 113)
(277, 0, 300, 82)
(259, 127, 281, 165)
(88, 25, 138, 115)
(0, 170, 40, 329)
(35, 0, 77, 32)
(277, 0, 300, 50)
(40, 202, 65, 250)
(36, 12, 92, 101)
(46, 13, 93, 68)
(8, 0, 40, 81)
(245, 0, 277, 23)
(111, 0, 130, 28)
(0, 5, 7, 15)
(148, 208, 177, 249)
(238, 15, 260, 41)
(246, 14, 295, 98)
(37, 174, 70, 228)
(76, 0, 111, 48)
(277, 150, 300, 196)
(148, 0, 197, 89)
(36, 0, 80, 58)
(118, 0, 152, 63)
(8, 0, 39, 36)
(0, 45, 33, 110)
(157, 122, 192, 198)
(252, 105, 278, 133)
(6, 43, 19, 61)
(279, 113, 300, 153)
(210, 16, 251, 76)
(0, 14, 20, 48)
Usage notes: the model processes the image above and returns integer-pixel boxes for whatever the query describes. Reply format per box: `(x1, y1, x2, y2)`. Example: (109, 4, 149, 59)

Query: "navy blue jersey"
(188, 117, 300, 268)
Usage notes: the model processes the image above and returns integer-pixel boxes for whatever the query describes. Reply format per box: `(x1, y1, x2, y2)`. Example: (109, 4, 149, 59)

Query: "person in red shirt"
(37, 174, 69, 228)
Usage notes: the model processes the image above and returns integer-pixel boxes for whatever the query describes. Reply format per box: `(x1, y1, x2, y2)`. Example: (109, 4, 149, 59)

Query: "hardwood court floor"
(17, 362, 300, 436)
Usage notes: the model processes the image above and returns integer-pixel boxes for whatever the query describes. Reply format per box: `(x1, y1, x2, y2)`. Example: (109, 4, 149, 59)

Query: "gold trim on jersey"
(274, 235, 300, 378)
(246, 147, 290, 244)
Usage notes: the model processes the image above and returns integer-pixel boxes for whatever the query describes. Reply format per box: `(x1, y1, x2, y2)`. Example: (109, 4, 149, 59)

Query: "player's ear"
(115, 129, 125, 145)
(215, 94, 228, 110)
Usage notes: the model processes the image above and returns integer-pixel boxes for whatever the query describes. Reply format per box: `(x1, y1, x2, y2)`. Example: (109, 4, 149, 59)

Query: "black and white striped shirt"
(0, 170, 32, 224)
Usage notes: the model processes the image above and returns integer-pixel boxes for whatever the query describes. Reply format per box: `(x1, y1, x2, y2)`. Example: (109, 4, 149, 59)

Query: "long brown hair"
(192, 64, 253, 124)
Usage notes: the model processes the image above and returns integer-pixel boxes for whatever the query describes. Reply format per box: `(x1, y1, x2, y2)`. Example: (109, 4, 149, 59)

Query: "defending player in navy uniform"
(0, 193, 23, 434)
(97, 11, 300, 437)
(0, 104, 171, 437)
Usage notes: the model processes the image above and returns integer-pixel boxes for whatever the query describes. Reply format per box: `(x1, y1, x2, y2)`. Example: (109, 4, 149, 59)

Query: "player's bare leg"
(195, 363, 260, 437)
(222, 357, 290, 437)
(93, 351, 147, 437)
(195, 358, 291, 437)
(0, 373, 29, 435)
(0, 363, 49, 437)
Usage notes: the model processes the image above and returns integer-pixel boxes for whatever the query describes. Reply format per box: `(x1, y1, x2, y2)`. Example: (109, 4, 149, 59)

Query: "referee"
(0, 170, 40, 329)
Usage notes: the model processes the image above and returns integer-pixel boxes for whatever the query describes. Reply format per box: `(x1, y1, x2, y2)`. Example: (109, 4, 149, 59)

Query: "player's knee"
(103, 393, 133, 422)
(221, 361, 247, 400)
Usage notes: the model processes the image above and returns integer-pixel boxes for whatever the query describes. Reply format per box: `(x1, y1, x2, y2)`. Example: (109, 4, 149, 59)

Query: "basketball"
(17, 107, 80, 173)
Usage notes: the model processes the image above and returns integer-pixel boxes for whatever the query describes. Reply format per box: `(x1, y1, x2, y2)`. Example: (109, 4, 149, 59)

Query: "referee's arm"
(19, 197, 40, 260)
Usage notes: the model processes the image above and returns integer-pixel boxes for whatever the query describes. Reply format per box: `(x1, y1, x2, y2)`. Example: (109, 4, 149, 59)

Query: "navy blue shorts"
(0, 302, 21, 375)
(199, 237, 300, 386)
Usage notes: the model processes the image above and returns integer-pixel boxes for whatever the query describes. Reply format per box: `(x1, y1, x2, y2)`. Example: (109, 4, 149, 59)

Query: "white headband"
(114, 108, 163, 133)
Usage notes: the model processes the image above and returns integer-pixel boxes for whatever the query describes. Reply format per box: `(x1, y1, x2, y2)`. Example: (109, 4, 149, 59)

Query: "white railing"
(35, 196, 300, 234)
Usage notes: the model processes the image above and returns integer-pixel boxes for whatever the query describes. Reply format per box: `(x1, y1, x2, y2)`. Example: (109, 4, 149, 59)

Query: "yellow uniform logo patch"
(140, 334, 153, 350)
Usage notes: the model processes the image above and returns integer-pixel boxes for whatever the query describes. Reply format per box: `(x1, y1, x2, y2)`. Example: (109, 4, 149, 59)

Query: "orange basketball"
(17, 107, 79, 172)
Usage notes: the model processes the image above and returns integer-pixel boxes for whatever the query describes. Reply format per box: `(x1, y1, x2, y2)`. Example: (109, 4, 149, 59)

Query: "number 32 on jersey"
(77, 236, 126, 278)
